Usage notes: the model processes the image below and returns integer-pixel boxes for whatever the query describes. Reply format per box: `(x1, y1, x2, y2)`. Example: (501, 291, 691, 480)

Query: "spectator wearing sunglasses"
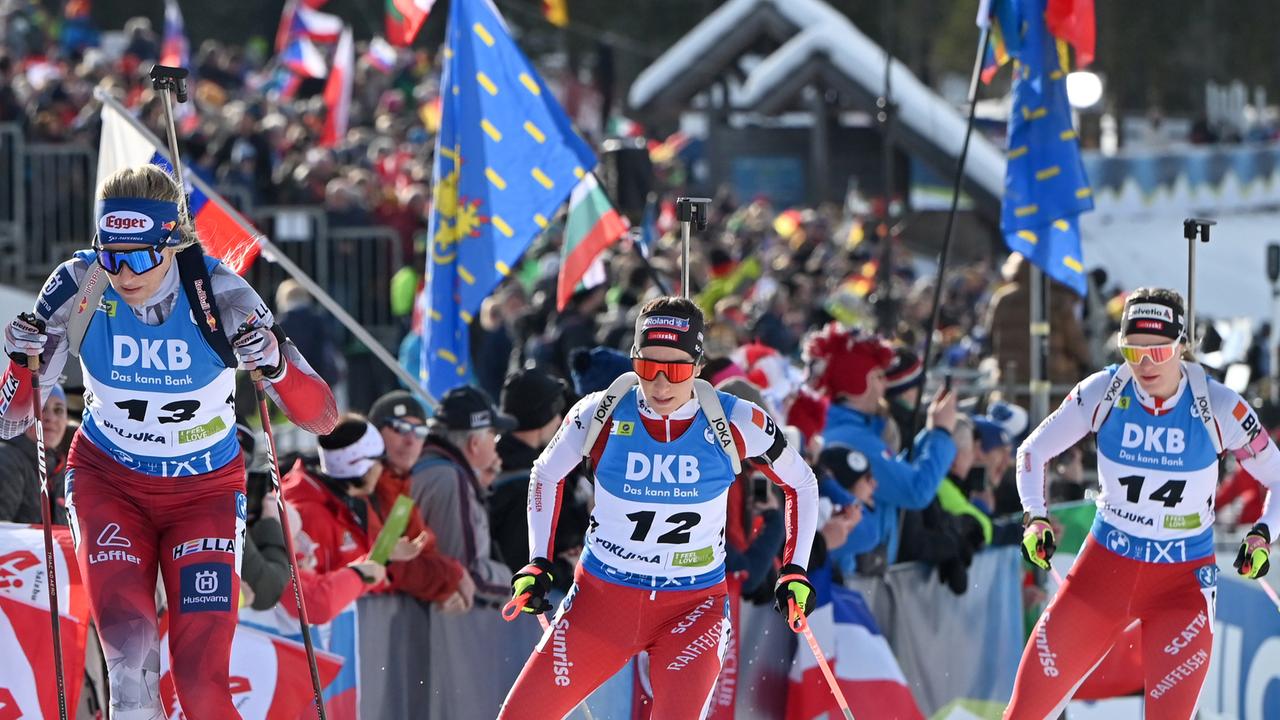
(411, 386, 518, 606)
(0, 384, 68, 524)
(367, 390, 477, 612)
(490, 367, 588, 592)
(0, 165, 339, 717)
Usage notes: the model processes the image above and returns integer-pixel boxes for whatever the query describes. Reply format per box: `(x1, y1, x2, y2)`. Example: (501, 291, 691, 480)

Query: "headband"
(1122, 300, 1184, 341)
(96, 198, 180, 247)
(633, 306, 705, 359)
(319, 421, 385, 480)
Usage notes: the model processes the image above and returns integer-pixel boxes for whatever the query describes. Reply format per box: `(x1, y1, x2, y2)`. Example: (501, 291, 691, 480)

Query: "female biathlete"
(499, 296, 820, 719)
(1006, 287, 1280, 719)
(0, 165, 338, 718)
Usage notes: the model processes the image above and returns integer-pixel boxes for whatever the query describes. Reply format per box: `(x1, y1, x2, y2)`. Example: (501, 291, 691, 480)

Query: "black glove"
(773, 563, 816, 618)
(509, 557, 556, 615)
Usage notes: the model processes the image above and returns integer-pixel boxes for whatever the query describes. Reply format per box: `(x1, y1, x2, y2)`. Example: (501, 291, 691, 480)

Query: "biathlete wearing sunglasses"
(499, 297, 819, 720)
(0, 168, 338, 719)
(1004, 287, 1280, 720)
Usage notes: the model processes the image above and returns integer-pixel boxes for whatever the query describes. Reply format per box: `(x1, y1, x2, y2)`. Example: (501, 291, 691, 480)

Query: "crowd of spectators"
(13, 2, 1279, 713)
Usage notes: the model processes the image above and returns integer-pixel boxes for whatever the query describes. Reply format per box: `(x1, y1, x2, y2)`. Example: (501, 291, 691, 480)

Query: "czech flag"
(97, 96, 262, 273)
(277, 0, 344, 51)
(281, 36, 328, 79)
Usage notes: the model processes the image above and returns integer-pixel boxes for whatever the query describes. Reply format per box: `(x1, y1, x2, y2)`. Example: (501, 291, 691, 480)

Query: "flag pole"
(905, 15, 991, 457)
(93, 88, 437, 409)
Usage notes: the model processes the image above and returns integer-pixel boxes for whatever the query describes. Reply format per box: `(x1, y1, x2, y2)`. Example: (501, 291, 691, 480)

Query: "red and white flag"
(0, 523, 91, 719)
(159, 617, 343, 719)
(321, 27, 354, 147)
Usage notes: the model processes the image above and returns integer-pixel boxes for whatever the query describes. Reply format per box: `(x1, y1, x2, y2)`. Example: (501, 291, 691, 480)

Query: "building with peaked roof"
(627, 0, 1005, 223)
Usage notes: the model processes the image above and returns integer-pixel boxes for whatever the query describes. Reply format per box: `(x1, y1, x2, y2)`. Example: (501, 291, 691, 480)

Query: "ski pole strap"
(502, 592, 532, 622)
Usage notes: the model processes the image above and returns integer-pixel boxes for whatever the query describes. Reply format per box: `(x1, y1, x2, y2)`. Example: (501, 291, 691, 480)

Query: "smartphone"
(750, 474, 770, 504)
(943, 373, 954, 395)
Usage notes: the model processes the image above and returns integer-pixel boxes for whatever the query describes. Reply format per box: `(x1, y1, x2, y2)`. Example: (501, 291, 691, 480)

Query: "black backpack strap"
(175, 246, 237, 368)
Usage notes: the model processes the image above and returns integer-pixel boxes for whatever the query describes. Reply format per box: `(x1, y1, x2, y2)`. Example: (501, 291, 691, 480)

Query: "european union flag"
(422, 0, 596, 399)
(1001, 0, 1093, 296)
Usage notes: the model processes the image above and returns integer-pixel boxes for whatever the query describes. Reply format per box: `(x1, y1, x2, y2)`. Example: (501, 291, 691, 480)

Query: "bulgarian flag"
(557, 174, 627, 310)
(386, 0, 435, 46)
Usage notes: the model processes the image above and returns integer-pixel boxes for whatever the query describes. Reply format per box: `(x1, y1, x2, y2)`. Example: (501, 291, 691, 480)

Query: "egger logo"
(98, 210, 154, 233)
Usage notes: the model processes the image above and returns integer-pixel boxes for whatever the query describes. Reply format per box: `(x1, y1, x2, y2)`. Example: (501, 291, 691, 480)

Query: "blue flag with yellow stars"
(1001, 0, 1093, 296)
(421, 0, 596, 399)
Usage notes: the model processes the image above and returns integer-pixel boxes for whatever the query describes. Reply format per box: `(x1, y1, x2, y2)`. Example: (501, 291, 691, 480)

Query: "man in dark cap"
(410, 386, 517, 605)
(490, 368, 587, 590)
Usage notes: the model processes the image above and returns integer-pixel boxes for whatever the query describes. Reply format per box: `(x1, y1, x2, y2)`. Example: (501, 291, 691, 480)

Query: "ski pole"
(15, 318, 68, 720)
(149, 64, 191, 224)
(246, 343, 327, 720)
(789, 598, 855, 720)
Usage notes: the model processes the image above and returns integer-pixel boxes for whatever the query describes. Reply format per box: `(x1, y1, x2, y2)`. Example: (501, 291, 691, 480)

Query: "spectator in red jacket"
(283, 415, 467, 621)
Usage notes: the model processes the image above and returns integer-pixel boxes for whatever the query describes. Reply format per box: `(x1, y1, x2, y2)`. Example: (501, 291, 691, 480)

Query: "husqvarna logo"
(99, 210, 154, 233)
(195, 570, 219, 594)
(625, 452, 700, 483)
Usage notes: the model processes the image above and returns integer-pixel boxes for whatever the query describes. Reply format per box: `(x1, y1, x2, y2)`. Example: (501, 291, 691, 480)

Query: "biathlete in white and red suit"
(0, 165, 338, 719)
(1006, 287, 1280, 719)
(499, 296, 820, 719)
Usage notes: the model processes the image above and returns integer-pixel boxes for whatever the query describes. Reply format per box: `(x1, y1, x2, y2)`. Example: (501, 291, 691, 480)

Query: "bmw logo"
(1196, 564, 1218, 589)
(703, 427, 717, 445)
(1106, 530, 1130, 557)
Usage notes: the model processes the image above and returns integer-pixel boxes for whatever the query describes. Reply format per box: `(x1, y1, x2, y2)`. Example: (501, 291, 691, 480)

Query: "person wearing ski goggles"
(1006, 286, 1280, 719)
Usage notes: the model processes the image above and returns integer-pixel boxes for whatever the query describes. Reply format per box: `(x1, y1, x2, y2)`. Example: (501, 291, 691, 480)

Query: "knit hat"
(368, 390, 427, 426)
(802, 323, 895, 399)
(786, 386, 830, 445)
(501, 367, 568, 431)
(971, 417, 1012, 453)
(885, 348, 924, 398)
(430, 386, 517, 432)
(987, 401, 1029, 441)
(817, 444, 872, 490)
(319, 416, 385, 480)
(569, 346, 632, 396)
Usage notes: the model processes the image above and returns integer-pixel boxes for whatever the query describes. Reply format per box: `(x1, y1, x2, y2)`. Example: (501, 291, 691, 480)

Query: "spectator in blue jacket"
(803, 324, 957, 569)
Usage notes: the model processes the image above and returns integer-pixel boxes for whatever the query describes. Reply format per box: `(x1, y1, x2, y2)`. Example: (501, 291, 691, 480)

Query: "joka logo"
(179, 562, 232, 612)
(1121, 423, 1185, 453)
(113, 337, 192, 370)
(625, 452, 700, 483)
(99, 210, 154, 233)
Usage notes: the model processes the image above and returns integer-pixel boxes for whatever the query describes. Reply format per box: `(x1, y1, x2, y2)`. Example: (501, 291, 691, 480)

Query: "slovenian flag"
(557, 174, 628, 310)
(321, 27, 353, 147)
(786, 570, 924, 720)
(97, 95, 262, 273)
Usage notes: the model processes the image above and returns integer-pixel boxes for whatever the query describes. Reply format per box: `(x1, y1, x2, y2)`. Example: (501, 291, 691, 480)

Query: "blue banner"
(421, 0, 596, 399)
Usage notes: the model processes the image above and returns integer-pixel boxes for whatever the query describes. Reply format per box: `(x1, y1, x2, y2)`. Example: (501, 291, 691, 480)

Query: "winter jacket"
(0, 434, 64, 524)
(411, 436, 512, 604)
(822, 403, 956, 565)
(490, 433, 588, 592)
(241, 517, 291, 611)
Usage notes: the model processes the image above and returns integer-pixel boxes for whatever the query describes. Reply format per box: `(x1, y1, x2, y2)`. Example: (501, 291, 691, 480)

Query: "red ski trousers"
(1004, 535, 1217, 719)
(499, 565, 731, 720)
(66, 434, 246, 720)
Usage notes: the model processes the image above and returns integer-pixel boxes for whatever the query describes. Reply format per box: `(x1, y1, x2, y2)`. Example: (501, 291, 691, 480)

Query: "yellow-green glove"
(774, 563, 816, 619)
(1020, 515, 1056, 570)
(510, 557, 555, 614)
(1234, 524, 1271, 579)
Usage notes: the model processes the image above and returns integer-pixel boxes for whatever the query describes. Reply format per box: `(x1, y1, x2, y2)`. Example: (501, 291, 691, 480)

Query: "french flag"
(97, 97, 262, 273)
(321, 27, 353, 147)
(786, 570, 924, 720)
(281, 36, 328, 79)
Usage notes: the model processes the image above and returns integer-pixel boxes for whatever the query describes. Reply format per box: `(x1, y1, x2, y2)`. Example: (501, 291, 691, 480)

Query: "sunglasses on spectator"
(631, 355, 698, 382)
(1118, 340, 1180, 365)
(384, 418, 429, 438)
